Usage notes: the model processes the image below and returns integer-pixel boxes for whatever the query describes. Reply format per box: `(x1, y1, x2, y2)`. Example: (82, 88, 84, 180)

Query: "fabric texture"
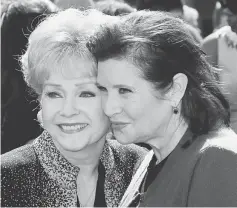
(1, 131, 147, 207)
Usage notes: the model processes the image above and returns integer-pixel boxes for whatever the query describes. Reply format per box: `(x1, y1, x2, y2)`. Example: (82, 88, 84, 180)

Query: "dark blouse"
(77, 162, 106, 207)
(143, 155, 168, 192)
(129, 154, 168, 207)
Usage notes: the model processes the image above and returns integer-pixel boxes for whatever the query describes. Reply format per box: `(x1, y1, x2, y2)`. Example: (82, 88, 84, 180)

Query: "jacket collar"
(33, 131, 124, 207)
(33, 131, 80, 190)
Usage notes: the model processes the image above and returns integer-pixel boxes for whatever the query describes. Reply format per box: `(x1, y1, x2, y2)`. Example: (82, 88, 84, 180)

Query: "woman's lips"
(58, 123, 88, 134)
(111, 121, 129, 131)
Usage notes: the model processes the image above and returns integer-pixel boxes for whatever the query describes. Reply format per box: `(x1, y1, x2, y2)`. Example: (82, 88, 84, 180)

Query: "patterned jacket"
(1, 131, 147, 207)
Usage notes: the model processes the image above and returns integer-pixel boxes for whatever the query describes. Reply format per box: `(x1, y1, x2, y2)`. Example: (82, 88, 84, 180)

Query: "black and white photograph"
(1, 0, 237, 207)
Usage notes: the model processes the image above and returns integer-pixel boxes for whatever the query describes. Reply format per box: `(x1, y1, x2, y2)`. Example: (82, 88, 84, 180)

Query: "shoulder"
(196, 128, 237, 170)
(197, 130, 237, 173)
(200, 127, 237, 154)
(194, 128, 237, 165)
(1, 144, 37, 168)
(187, 128, 237, 206)
(1, 144, 38, 182)
(1, 144, 40, 205)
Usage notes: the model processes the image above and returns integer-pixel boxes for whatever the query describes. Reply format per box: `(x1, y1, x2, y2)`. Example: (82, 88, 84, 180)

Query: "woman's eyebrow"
(75, 81, 96, 87)
(96, 83, 135, 90)
(96, 82, 103, 87)
(113, 84, 132, 89)
(44, 83, 61, 88)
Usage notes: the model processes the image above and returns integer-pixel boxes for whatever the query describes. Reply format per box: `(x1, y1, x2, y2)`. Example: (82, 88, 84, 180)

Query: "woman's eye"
(45, 92, 62, 98)
(97, 85, 107, 92)
(80, 91, 95, 98)
(119, 88, 132, 94)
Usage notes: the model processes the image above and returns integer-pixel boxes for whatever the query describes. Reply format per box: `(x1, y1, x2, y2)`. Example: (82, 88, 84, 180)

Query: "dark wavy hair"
(87, 10, 230, 135)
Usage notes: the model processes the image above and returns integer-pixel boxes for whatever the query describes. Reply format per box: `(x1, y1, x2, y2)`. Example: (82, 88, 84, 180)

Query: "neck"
(54, 137, 106, 174)
(148, 115, 188, 162)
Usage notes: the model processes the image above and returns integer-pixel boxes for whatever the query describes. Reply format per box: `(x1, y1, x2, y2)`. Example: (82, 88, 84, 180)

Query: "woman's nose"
(60, 97, 79, 117)
(103, 94, 123, 117)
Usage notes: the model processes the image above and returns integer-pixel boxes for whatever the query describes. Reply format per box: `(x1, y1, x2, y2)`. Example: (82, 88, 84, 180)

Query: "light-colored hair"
(21, 8, 114, 95)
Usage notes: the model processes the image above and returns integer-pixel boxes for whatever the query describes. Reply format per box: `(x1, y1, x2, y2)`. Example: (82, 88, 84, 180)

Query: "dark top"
(128, 155, 168, 207)
(77, 162, 106, 207)
(143, 155, 168, 192)
(138, 128, 237, 207)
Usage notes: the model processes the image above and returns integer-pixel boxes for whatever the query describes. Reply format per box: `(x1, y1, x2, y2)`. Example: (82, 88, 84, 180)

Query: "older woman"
(87, 10, 237, 206)
(1, 9, 147, 207)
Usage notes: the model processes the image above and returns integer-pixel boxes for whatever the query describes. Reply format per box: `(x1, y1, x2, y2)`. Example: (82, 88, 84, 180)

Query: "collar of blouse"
(33, 131, 124, 207)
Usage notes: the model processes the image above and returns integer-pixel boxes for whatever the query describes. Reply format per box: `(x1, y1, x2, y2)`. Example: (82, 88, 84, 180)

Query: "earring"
(173, 106, 179, 114)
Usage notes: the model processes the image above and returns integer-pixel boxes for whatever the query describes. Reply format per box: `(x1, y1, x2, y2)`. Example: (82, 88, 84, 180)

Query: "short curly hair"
(20, 8, 113, 95)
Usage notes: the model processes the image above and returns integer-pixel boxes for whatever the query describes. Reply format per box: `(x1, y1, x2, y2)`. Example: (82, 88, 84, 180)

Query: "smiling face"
(40, 58, 110, 152)
(97, 58, 174, 146)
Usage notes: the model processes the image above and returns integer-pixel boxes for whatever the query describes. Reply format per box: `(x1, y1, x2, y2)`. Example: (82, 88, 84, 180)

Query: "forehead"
(48, 56, 96, 80)
(97, 58, 141, 82)
(45, 72, 96, 86)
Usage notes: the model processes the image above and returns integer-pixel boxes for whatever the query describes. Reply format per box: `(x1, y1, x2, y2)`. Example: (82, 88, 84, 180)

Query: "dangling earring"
(173, 106, 179, 114)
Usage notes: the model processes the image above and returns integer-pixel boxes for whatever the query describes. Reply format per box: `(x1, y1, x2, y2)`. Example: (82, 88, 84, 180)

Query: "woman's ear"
(166, 73, 188, 107)
(37, 109, 43, 127)
(37, 95, 43, 127)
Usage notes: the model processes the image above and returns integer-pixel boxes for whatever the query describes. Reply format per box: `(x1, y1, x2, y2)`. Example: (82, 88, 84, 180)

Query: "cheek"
(101, 96, 107, 111)
(86, 100, 109, 123)
(124, 96, 153, 121)
(41, 99, 60, 121)
(97, 97, 108, 118)
(130, 97, 170, 125)
(124, 103, 144, 121)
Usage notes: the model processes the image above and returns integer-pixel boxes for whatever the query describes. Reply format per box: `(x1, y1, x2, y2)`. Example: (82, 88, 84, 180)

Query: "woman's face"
(40, 58, 110, 152)
(97, 58, 173, 146)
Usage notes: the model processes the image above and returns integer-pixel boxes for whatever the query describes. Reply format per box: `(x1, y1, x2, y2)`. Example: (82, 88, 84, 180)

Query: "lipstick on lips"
(111, 121, 129, 131)
(58, 123, 88, 134)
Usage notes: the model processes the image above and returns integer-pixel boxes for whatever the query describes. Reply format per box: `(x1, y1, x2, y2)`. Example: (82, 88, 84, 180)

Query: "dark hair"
(95, 0, 135, 16)
(136, 0, 183, 12)
(123, 0, 137, 8)
(185, 23, 203, 44)
(218, 0, 237, 14)
(87, 10, 230, 135)
(1, 0, 58, 153)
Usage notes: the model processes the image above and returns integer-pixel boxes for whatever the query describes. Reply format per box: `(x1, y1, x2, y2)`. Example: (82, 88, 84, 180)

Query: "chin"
(55, 136, 88, 152)
(114, 133, 132, 145)
(61, 142, 87, 152)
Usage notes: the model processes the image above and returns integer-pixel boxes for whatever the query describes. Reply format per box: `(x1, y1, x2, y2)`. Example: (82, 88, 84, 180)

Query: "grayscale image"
(1, 0, 237, 207)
